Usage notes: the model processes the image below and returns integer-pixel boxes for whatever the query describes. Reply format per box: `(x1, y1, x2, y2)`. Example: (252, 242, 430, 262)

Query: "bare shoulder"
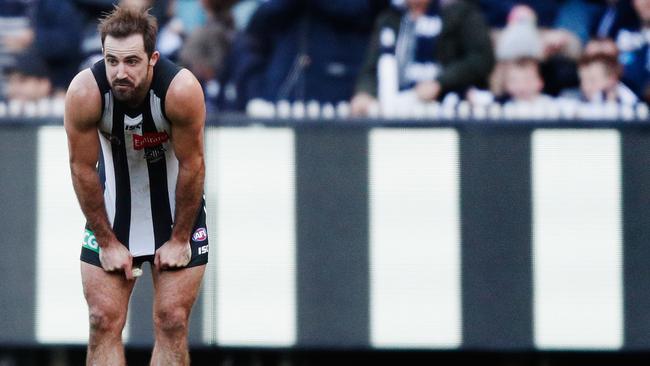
(165, 69, 205, 126)
(64, 69, 102, 130)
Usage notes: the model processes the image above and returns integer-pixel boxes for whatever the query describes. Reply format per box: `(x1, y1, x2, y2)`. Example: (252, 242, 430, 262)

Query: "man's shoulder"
(166, 69, 203, 105)
(164, 68, 205, 124)
(65, 69, 103, 127)
(67, 69, 101, 105)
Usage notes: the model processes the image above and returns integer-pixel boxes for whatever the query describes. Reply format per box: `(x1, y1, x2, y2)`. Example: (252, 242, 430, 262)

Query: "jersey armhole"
(90, 60, 110, 113)
(152, 57, 182, 123)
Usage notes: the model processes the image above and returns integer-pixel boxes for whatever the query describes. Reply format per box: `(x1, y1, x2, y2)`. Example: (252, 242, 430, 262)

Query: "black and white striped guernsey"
(90, 57, 185, 257)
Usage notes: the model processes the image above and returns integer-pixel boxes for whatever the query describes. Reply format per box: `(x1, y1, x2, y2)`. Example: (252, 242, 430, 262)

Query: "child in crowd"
(560, 38, 637, 104)
(501, 57, 553, 105)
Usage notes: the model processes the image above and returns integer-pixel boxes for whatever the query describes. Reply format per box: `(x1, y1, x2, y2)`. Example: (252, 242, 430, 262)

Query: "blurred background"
(4, 0, 650, 365)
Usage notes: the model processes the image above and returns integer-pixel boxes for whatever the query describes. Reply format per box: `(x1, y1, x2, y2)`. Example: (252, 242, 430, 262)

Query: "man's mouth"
(114, 81, 133, 88)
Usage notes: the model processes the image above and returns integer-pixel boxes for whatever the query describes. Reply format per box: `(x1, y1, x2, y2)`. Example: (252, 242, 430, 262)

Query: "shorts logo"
(198, 244, 209, 255)
(192, 228, 208, 242)
(82, 229, 100, 253)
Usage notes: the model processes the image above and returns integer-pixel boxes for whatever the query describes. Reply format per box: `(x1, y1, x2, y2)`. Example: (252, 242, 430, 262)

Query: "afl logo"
(192, 228, 208, 242)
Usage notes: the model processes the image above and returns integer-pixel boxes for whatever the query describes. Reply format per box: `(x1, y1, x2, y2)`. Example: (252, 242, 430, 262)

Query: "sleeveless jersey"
(90, 57, 184, 258)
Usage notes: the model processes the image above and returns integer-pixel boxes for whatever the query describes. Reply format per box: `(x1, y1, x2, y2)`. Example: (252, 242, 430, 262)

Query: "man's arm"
(155, 69, 206, 269)
(64, 69, 133, 279)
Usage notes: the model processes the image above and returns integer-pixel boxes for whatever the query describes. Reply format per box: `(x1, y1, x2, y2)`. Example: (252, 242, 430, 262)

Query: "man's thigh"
(81, 262, 136, 318)
(152, 265, 206, 315)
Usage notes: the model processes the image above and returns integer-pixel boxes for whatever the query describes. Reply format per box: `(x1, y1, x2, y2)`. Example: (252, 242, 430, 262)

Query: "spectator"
(0, 0, 35, 53)
(0, 0, 36, 96)
(501, 57, 553, 105)
(555, 0, 639, 44)
(238, 0, 389, 106)
(560, 37, 638, 103)
(4, 48, 52, 102)
(351, 0, 494, 116)
(33, 0, 84, 96)
(73, 0, 116, 70)
(179, 0, 236, 110)
(491, 5, 581, 97)
(217, 13, 267, 111)
(499, 5, 582, 61)
(573, 53, 637, 103)
(617, 0, 650, 102)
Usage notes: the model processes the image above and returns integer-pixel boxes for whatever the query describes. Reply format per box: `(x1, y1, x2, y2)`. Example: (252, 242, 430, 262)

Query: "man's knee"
(88, 306, 126, 335)
(154, 307, 189, 335)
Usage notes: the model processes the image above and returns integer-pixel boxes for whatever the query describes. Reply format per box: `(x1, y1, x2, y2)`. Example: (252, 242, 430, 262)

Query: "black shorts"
(80, 208, 209, 269)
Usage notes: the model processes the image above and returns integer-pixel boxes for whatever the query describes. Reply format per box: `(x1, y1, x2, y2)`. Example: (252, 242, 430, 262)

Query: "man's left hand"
(154, 239, 192, 270)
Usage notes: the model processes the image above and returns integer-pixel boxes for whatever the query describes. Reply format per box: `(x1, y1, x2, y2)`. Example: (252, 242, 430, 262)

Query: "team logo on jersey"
(192, 228, 208, 242)
(133, 131, 169, 150)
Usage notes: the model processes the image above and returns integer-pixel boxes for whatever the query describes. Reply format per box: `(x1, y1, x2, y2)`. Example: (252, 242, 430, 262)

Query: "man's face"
(103, 34, 158, 103)
(634, 0, 650, 23)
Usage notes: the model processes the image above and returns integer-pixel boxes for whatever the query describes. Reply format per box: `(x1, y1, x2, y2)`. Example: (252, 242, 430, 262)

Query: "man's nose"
(116, 63, 127, 79)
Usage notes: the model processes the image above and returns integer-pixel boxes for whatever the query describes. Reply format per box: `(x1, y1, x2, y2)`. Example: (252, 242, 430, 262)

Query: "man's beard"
(112, 81, 137, 101)
(111, 69, 148, 104)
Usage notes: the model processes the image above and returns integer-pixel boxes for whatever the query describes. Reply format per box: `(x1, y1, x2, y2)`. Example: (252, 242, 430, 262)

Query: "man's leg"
(150, 265, 205, 366)
(81, 262, 136, 366)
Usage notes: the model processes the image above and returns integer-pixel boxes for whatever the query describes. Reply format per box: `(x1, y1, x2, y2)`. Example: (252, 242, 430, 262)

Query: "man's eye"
(128, 59, 137, 66)
(108, 59, 117, 66)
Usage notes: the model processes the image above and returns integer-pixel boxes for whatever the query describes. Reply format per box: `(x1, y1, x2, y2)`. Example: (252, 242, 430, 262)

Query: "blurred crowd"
(2, 0, 650, 119)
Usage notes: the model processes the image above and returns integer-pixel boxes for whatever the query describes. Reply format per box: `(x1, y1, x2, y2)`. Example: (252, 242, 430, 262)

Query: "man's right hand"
(98, 242, 134, 280)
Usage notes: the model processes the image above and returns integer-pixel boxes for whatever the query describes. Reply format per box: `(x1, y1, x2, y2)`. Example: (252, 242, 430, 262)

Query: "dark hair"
(578, 53, 622, 79)
(99, 5, 158, 58)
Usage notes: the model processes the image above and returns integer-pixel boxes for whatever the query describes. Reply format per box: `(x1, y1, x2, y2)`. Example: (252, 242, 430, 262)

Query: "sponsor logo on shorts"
(192, 227, 208, 242)
(198, 244, 209, 255)
(82, 229, 99, 253)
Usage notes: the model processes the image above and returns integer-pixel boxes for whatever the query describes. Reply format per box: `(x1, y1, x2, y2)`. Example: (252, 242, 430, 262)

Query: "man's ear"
(149, 51, 160, 67)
